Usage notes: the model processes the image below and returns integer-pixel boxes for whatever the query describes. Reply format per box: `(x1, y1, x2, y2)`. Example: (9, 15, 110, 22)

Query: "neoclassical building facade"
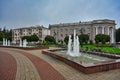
(49, 19, 116, 43)
(12, 25, 50, 43)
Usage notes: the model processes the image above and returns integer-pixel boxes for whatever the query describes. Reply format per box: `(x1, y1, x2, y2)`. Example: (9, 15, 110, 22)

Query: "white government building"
(12, 25, 50, 43)
(49, 19, 116, 43)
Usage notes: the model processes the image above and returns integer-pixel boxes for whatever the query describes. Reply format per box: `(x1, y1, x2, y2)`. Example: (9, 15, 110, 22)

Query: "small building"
(49, 19, 116, 43)
(12, 25, 50, 43)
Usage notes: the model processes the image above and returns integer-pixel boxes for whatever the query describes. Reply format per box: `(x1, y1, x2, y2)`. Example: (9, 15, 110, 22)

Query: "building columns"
(96, 27, 98, 35)
(111, 28, 115, 43)
(108, 27, 109, 35)
(102, 27, 104, 34)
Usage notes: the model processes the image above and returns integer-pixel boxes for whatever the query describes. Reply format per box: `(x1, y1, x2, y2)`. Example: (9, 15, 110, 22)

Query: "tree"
(22, 36, 30, 41)
(0, 32, 4, 41)
(78, 34, 89, 44)
(102, 39, 106, 44)
(44, 35, 56, 44)
(116, 28, 120, 42)
(64, 36, 69, 45)
(0, 27, 12, 42)
(95, 34, 110, 44)
(6, 29, 12, 41)
(31, 34, 39, 42)
(3, 26, 6, 34)
(22, 34, 39, 42)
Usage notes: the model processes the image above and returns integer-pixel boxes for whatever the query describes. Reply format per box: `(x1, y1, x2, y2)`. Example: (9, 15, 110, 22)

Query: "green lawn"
(81, 45, 93, 49)
(102, 47, 120, 54)
(81, 45, 120, 55)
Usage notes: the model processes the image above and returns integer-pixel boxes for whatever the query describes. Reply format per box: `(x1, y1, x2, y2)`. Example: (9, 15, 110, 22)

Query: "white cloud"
(0, 0, 120, 29)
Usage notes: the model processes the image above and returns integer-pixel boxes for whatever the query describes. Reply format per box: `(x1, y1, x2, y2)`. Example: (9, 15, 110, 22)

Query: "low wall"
(81, 50, 120, 59)
(42, 50, 120, 74)
(0, 46, 49, 50)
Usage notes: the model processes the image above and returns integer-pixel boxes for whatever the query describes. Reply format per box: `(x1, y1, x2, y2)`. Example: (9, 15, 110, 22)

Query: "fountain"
(23, 39, 27, 47)
(8, 40, 10, 46)
(67, 29, 80, 57)
(1, 38, 48, 50)
(5, 39, 7, 46)
(3, 38, 5, 46)
(2, 38, 11, 46)
(19, 39, 22, 47)
(42, 29, 120, 74)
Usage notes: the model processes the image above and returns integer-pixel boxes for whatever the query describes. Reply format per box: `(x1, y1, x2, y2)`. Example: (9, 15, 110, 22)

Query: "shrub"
(102, 39, 106, 44)
(45, 35, 56, 44)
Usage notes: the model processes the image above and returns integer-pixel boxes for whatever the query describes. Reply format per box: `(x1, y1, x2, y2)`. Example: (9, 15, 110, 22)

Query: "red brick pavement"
(0, 51, 17, 80)
(12, 50, 66, 80)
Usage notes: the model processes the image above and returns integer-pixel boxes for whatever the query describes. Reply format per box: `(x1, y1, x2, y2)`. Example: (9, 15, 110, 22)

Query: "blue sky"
(0, 0, 120, 29)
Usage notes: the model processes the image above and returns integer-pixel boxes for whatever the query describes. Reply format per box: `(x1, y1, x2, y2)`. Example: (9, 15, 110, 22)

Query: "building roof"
(49, 19, 116, 28)
(13, 25, 49, 30)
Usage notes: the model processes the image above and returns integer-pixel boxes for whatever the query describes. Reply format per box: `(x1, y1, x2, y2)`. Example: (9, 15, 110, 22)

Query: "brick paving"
(0, 48, 66, 80)
(28, 49, 120, 80)
(2, 49, 41, 80)
(0, 51, 17, 80)
(0, 47, 120, 80)
(12, 50, 66, 80)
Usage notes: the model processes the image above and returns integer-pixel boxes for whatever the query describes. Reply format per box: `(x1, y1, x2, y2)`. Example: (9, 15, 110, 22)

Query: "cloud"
(0, 0, 120, 29)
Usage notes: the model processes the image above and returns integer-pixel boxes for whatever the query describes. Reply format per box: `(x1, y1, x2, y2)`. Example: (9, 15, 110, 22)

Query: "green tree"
(78, 34, 89, 44)
(79, 39, 83, 46)
(95, 40, 99, 44)
(6, 29, 12, 41)
(0, 28, 12, 41)
(64, 36, 69, 45)
(22, 36, 30, 41)
(102, 39, 106, 44)
(116, 28, 120, 42)
(31, 34, 39, 42)
(95, 34, 110, 44)
(0, 32, 4, 41)
(44, 35, 56, 44)
(22, 34, 39, 42)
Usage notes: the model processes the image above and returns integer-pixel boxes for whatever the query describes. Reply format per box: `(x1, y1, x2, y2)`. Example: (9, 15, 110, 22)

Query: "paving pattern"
(28, 48, 120, 80)
(11, 49, 66, 80)
(0, 48, 65, 80)
(0, 47, 120, 80)
(0, 51, 17, 80)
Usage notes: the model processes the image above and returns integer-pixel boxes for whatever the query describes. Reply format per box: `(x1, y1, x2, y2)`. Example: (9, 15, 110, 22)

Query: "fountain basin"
(42, 49, 120, 74)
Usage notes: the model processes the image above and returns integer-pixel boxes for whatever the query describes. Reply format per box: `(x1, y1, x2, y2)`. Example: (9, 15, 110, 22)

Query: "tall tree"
(0, 32, 4, 41)
(78, 34, 89, 44)
(116, 28, 120, 42)
(95, 34, 110, 44)
(31, 34, 39, 42)
(45, 35, 56, 44)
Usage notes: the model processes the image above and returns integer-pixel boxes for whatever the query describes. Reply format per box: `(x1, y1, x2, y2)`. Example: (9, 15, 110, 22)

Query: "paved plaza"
(0, 47, 120, 80)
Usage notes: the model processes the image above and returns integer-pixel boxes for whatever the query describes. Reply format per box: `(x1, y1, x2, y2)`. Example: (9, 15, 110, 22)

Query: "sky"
(0, 0, 120, 29)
